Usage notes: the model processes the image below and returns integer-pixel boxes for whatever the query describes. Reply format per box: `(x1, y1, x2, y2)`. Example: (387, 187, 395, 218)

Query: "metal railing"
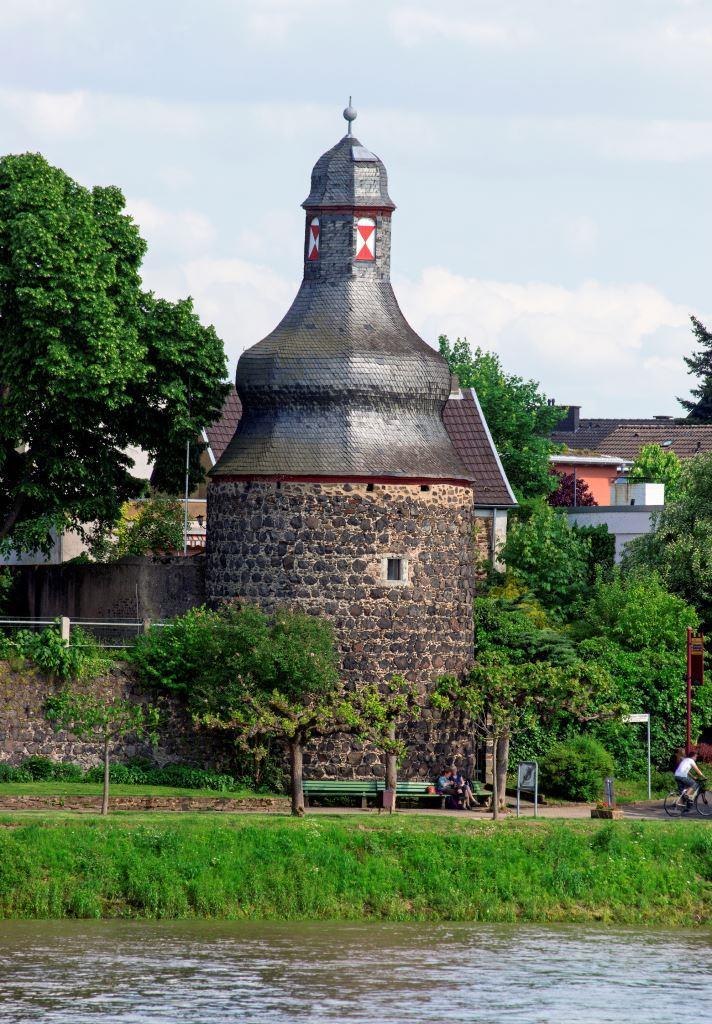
(0, 616, 167, 650)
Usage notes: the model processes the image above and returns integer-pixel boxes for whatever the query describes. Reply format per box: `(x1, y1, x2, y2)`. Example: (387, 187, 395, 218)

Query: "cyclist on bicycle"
(673, 747, 705, 809)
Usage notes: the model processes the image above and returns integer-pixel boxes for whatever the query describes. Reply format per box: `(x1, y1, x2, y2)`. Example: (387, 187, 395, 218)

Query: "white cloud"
(0, 0, 85, 28)
(143, 252, 698, 417)
(141, 257, 297, 377)
(0, 88, 89, 137)
(390, 5, 534, 48)
(395, 268, 695, 415)
(0, 88, 203, 142)
(126, 198, 216, 254)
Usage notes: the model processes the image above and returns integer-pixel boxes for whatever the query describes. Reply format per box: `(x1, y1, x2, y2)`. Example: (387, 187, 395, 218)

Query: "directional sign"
(624, 713, 650, 724)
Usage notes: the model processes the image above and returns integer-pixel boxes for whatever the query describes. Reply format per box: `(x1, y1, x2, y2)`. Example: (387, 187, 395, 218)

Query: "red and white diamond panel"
(355, 217, 375, 261)
(307, 217, 320, 261)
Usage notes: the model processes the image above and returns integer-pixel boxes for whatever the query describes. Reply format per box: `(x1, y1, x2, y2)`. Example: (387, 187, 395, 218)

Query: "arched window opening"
(355, 217, 375, 261)
(307, 217, 320, 261)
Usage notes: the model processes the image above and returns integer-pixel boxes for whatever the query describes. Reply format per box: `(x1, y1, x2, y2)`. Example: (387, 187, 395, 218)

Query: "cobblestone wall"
(0, 663, 236, 772)
(206, 478, 477, 779)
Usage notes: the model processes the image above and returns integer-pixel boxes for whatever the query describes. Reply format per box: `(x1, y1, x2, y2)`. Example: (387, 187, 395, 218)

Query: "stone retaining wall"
(0, 795, 289, 813)
(0, 663, 237, 772)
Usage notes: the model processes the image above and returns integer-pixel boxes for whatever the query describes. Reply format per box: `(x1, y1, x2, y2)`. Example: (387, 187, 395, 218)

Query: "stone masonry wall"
(206, 479, 477, 780)
(0, 663, 236, 772)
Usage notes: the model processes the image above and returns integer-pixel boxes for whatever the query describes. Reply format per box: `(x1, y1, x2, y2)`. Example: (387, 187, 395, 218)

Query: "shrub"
(0, 763, 32, 782)
(83, 762, 240, 792)
(20, 756, 84, 782)
(11, 625, 109, 681)
(540, 737, 614, 801)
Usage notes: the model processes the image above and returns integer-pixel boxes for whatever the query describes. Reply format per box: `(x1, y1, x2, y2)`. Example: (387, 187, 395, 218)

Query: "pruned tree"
(44, 689, 160, 815)
(433, 657, 619, 819)
(353, 674, 420, 800)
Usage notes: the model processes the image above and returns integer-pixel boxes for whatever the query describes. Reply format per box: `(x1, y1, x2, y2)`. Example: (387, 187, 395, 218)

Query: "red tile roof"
(551, 419, 712, 461)
(443, 388, 517, 506)
(205, 385, 515, 506)
(203, 387, 242, 464)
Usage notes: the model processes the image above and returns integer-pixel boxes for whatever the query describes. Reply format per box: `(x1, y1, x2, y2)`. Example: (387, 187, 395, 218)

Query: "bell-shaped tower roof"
(302, 133, 395, 211)
(212, 105, 473, 483)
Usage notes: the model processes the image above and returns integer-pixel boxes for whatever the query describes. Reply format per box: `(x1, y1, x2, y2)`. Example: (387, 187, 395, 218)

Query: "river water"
(0, 921, 709, 1023)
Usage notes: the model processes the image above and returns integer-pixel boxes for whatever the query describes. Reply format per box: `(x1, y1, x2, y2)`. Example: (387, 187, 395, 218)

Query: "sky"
(2, 0, 712, 416)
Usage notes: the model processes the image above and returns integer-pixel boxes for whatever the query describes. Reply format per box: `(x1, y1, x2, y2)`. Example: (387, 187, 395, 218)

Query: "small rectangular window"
(387, 557, 403, 582)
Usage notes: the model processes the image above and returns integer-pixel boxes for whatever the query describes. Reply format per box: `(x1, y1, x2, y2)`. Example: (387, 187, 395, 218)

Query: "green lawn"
(0, 781, 278, 800)
(0, 812, 709, 924)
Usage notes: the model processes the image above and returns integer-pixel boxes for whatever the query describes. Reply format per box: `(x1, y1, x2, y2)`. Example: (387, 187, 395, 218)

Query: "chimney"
(556, 405, 580, 432)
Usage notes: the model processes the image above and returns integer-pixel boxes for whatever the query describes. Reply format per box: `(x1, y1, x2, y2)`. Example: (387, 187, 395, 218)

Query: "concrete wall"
(7, 556, 205, 621)
(566, 506, 658, 562)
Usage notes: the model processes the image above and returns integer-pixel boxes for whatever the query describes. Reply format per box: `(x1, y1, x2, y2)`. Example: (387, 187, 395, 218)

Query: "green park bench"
(303, 780, 379, 808)
(302, 778, 488, 810)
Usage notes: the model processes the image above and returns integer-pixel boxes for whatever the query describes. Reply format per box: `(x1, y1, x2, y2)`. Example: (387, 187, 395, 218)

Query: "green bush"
(540, 737, 614, 801)
(0, 763, 32, 782)
(20, 756, 84, 782)
(10, 625, 109, 681)
(83, 762, 240, 792)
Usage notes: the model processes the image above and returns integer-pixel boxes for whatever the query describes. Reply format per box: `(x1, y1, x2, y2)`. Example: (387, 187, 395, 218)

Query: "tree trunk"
(289, 738, 305, 817)
(385, 721, 397, 813)
(101, 735, 110, 816)
(496, 732, 510, 812)
(491, 734, 499, 821)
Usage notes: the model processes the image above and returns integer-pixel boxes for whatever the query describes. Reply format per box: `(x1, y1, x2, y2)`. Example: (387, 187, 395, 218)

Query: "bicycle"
(664, 776, 711, 818)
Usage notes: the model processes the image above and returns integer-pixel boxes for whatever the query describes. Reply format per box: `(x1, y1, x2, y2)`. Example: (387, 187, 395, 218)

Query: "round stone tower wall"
(206, 478, 477, 779)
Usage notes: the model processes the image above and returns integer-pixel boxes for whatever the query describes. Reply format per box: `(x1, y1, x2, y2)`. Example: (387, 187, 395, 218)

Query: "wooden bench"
(303, 780, 379, 808)
(302, 779, 489, 810)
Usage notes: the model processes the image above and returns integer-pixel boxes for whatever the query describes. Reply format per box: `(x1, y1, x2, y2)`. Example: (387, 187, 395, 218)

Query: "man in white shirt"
(674, 748, 705, 809)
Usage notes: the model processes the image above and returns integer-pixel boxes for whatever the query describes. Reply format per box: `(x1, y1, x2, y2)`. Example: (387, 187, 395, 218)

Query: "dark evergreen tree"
(679, 315, 712, 420)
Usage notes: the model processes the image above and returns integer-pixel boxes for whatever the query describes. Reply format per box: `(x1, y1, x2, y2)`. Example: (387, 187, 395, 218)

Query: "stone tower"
(206, 106, 477, 778)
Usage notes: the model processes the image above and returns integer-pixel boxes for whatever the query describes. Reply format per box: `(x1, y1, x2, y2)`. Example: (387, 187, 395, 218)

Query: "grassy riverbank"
(0, 815, 709, 925)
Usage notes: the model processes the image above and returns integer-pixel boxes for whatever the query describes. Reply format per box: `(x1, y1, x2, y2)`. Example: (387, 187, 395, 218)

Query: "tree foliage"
(547, 471, 597, 507)
(629, 444, 683, 502)
(679, 315, 712, 419)
(0, 153, 229, 554)
(438, 335, 562, 497)
(114, 494, 185, 559)
(622, 453, 712, 628)
(499, 500, 591, 612)
(135, 604, 368, 816)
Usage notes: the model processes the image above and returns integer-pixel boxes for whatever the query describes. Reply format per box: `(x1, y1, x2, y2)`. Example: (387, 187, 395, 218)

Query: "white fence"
(0, 616, 166, 649)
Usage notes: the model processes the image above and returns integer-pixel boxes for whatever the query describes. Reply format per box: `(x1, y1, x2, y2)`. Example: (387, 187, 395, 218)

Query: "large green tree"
(0, 153, 229, 554)
(438, 335, 563, 497)
(622, 452, 712, 628)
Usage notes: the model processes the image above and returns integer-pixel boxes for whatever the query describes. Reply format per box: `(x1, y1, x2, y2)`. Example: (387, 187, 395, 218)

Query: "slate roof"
(211, 127, 472, 483)
(551, 419, 712, 461)
(302, 134, 395, 210)
(206, 384, 516, 507)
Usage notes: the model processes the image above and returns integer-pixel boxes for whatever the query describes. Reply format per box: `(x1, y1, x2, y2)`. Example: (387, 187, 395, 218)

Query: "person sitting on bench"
(437, 768, 465, 809)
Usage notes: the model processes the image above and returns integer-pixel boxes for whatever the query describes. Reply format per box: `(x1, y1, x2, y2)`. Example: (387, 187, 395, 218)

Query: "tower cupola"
(212, 105, 472, 483)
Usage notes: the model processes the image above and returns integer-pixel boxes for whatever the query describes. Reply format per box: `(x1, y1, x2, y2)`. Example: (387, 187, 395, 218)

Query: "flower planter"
(590, 807, 623, 819)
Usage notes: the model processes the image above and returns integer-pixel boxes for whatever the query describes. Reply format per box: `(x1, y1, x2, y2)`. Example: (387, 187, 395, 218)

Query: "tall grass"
(0, 815, 709, 924)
